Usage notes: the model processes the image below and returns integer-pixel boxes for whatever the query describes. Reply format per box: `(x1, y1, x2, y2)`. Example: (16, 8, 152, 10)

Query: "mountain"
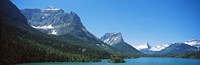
(133, 43, 169, 54)
(185, 38, 200, 47)
(1, 1, 117, 64)
(134, 43, 169, 52)
(158, 38, 199, 55)
(149, 45, 169, 51)
(21, 7, 86, 35)
(101, 32, 124, 46)
(134, 43, 151, 51)
(133, 43, 153, 54)
(134, 38, 200, 54)
(21, 7, 118, 53)
(135, 42, 197, 55)
(100, 32, 141, 55)
(159, 43, 198, 54)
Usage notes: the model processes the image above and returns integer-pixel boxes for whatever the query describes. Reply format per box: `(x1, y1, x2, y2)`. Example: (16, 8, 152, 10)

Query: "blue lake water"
(16, 57, 200, 65)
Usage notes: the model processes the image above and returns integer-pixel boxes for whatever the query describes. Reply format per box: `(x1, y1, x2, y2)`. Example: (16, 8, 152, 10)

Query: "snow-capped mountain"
(159, 43, 198, 54)
(101, 32, 124, 46)
(101, 32, 141, 55)
(185, 38, 200, 47)
(133, 43, 151, 50)
(134, 38, 199, 54)
(21, 7, 87, 35)
(159, 38, 199, 54)
(133, 43, 169, 54)
(134, 43, 169, 51)
(149, 45, 169, 51)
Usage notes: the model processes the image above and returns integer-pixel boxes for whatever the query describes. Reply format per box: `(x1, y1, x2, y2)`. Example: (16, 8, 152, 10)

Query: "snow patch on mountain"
(184, 38, 200, 47)
(51, 30, 57, 35)
(31, 25, 54, 29)
(42, 6, 60, 11)
(133, 43, 169, 51)
(133, 38, 199, 54)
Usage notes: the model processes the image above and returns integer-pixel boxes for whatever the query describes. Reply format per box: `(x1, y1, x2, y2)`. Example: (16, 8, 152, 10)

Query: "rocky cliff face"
(101, 32, 141, 55)
(101, 32, 124, 46)
(21, 7, 87, 35)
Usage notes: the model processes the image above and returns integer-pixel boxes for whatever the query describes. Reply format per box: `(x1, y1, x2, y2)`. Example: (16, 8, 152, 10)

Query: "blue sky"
(11, 0, 200, 46)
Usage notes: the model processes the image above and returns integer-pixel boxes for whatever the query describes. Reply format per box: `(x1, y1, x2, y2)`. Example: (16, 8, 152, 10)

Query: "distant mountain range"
(133, 38, 200, 54)
(159, 43, 198, 54)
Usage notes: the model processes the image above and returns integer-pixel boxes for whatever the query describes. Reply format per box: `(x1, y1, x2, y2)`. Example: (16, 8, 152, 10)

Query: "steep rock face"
(21, 7, 86, 35)
(101, 32, 124, 46)
(101, 32, 141, 55)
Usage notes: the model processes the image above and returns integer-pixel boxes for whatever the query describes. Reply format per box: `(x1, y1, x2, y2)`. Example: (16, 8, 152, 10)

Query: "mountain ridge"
(133, 38, 199, 54)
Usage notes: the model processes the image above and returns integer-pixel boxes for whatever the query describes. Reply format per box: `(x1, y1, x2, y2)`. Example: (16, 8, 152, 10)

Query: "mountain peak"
(68, 11, 80, 21)
(101, 32, 124, 45)
(189, 37, 198, 42)
(101, 32, 141, 55)
(42, 6, 61, 11)
(146, 42, 151, 48)
(134, 43, 151, 50)
(70, 11, 77, 15)
(104, 32, 122, 37)
(185, 38, 200, 47)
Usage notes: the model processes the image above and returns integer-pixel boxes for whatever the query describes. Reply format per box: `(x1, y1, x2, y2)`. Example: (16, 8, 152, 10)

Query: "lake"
(16, 57, 200, 65)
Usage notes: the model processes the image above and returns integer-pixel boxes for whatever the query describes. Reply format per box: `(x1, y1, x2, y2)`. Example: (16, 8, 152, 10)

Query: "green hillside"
(1, 18, 111, 64)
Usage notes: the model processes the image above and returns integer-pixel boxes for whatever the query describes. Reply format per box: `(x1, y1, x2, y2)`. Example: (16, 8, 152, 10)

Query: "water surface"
(16, 57, 200, 65)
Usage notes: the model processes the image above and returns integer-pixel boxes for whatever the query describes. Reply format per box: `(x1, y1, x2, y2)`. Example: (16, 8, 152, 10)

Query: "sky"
(11, 0, 200, 46)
